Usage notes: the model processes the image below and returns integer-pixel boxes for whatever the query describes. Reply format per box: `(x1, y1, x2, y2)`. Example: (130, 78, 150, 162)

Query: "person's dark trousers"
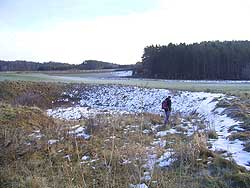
(164, 110, 171, 125)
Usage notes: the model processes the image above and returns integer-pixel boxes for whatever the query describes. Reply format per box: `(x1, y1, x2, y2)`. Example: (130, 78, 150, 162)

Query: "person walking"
(162, 96, 172, 126)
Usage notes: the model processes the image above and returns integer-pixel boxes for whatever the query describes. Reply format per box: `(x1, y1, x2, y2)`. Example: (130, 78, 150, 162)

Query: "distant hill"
(0, 60, 133, 72)
(0, 60, 75, 71)
(77, 60, 119, 70)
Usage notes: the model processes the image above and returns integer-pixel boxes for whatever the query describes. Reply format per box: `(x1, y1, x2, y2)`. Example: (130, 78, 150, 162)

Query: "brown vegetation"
(1, 81, 250, 187)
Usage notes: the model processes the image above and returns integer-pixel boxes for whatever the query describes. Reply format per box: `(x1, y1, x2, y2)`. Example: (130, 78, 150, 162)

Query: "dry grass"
(207, 129, 218, 139)
(0, 81, 87, 109)
(1, 81, 250, 188)
(1, 104, 250, 187)
(0, 104, 156, 187)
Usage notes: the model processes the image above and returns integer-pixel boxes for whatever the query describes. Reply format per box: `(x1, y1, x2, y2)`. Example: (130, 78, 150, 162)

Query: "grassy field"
(1, 71, 250, 97)
(1, 81, 250, 187)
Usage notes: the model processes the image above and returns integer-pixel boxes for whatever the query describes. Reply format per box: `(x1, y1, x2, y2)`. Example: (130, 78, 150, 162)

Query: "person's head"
(167, 96, 171, 99)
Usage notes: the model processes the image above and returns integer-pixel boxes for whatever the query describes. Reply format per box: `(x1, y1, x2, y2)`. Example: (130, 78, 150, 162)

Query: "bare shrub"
(12, 92, 43, 107)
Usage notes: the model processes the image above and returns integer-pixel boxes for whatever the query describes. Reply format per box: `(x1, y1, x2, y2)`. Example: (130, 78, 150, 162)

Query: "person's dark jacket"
(166, 98, 171, 112)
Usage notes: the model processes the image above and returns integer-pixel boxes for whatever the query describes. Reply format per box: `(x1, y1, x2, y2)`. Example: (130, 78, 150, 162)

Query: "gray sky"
(1, 0, 250, 64)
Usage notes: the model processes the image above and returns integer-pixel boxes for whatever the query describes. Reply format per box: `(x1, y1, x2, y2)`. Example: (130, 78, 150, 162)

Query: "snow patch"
(47, 84, 250, 169)
(81, 155, 90, 161)
(129, 183, 148, 188)
(111, 70, 133, 77)
(69, 125, 91, 140)
(157, 151, 175, 168)
(48, 139, 59, 145)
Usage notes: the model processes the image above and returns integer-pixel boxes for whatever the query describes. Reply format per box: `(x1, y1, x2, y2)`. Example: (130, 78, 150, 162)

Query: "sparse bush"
(209, 156, 246, 176)
(12, 91, 43, 107)
(170, 132, 209, 171)
(0, 81, 81, 109)
(243, 141, 250, 152)
(224, 173, 250, 188)
(207, 129, 218, 139)
(228, 132, 250, 141)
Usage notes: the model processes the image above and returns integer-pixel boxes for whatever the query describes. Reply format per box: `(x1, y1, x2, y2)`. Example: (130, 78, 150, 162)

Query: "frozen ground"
(111, 70, 133, 77)
(181, 80, 250, 84)
(47, 84, 250, 170)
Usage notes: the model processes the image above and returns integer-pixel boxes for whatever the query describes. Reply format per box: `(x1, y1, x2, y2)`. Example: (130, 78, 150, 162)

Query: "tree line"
(0, 60, 127, 71)
(135, 41, 250, 80)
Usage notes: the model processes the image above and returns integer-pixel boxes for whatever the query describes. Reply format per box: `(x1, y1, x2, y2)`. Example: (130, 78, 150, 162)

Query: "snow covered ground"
(111, 70, 133, 77)
(47, 84, 250, 170)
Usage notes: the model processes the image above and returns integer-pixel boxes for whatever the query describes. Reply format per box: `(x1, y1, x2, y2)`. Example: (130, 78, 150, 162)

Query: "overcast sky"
(1, 0, 250, 64)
